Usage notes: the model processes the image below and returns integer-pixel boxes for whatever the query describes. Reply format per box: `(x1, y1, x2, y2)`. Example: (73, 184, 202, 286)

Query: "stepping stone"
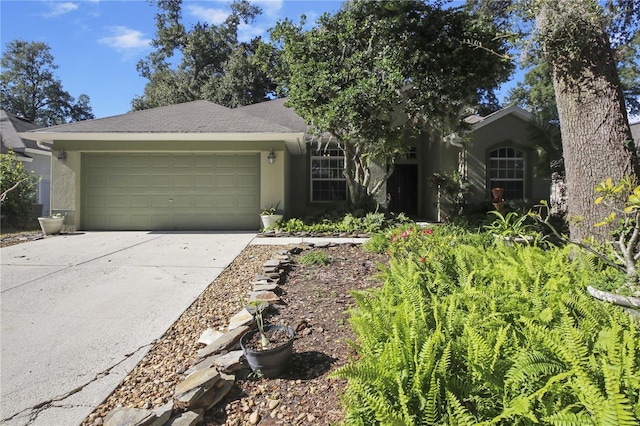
(197, 326, 249, 358)
(253, 283, 279, 292)
(248, 291, 281, 304)
(175, 367, 220, 396)
(255, 274, 276, 282)
(314, 242, 331, 248)
(277, 249, 289, 256)
(165, 410, 203, 426)
(198, 328, 223, 346)
(263, 259, 281, 268)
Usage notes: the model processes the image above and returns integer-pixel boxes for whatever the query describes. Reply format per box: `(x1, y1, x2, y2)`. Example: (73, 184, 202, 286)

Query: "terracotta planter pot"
(240, 325, 294, 377)
(38, 216, 64, 235)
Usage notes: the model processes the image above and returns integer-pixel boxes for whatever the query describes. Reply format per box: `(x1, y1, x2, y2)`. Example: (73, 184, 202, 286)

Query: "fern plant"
(335, 226, 640, 425)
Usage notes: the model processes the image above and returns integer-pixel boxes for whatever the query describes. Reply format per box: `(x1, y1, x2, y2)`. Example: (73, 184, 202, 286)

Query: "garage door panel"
(82, 153, 259, 230)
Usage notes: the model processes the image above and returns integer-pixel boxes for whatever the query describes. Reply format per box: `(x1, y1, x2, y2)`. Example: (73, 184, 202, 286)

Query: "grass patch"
(298, 250, 332, 266)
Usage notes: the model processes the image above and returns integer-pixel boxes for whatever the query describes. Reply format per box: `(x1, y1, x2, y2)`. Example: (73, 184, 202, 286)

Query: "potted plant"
(38, 213, 64, 236)
(260, 202, 283, 229)
(240, 301, 294, 378)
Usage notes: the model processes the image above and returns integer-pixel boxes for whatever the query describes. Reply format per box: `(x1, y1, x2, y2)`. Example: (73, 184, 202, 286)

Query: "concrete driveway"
(0, 231, 256, 426)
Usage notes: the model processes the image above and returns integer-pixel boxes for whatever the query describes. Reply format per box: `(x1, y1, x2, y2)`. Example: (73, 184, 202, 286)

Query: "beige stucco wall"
(260, 148, 287, 217)
(50, 149, 79, 230)
(465, 114, 551, 206)
(49, 140, 290, 231)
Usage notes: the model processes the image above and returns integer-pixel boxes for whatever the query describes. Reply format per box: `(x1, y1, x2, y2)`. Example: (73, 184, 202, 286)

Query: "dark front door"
(387, 164, 418, 216)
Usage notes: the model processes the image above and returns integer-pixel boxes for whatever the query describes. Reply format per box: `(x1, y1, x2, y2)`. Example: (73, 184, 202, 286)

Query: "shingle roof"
(31, 100, 299, 134)
(1, 110, 43, 156)
(235, 98, 309, 132)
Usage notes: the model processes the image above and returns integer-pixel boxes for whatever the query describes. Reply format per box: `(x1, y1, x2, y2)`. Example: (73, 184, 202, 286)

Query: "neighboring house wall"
(1, 110, 52, 217)
(23, 149, 52, 216)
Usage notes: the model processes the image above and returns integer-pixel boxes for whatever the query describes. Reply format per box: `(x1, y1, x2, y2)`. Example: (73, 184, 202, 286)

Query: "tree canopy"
(268, 0, 512, 207)
(131, 0, 276, 110)
(0, 40, 94, 126)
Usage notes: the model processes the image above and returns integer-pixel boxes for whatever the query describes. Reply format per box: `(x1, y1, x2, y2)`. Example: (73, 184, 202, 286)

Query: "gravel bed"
(81, 243, 388, 425)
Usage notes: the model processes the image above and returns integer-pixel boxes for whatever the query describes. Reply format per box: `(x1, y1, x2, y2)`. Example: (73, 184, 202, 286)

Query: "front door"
(387, 164, 418, 216)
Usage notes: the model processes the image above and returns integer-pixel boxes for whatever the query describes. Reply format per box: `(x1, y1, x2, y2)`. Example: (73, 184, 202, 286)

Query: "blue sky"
(1, 0, 519, 119)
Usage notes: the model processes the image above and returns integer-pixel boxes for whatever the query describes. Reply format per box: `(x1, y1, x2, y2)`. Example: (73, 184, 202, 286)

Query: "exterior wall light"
(267, 149, 276, 164)
(57, 149, 67, 160)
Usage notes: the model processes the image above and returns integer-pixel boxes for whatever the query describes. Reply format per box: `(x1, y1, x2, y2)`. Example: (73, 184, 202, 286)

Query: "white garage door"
(81, 153, 260, 230)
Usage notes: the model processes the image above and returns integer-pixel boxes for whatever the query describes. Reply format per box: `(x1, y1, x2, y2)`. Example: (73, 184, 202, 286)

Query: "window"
(489, 147, 525, 200)
(310, 147, 347, 202)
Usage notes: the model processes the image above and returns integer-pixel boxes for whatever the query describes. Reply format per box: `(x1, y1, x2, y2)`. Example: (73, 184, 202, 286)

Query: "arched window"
(489, 147, 525, 200)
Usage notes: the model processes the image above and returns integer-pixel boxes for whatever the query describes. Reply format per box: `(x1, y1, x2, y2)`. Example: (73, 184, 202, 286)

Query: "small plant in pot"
(260, 201, 283, 229)
(240, 301, 294, 378)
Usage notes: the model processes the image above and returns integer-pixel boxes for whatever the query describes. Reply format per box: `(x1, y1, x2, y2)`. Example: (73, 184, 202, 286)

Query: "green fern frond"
(599, 363, 637, 426)
(543, 411, 597, 426)
(445, 390, 477, 426)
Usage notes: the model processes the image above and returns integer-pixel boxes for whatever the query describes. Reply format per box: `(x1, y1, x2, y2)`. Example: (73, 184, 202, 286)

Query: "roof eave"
(19, 132, 307, 155)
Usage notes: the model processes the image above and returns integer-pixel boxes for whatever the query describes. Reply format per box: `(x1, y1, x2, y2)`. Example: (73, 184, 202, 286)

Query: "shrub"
(0, 151, 39, 229)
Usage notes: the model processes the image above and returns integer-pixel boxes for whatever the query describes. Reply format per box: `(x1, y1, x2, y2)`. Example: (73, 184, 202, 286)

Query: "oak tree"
(269, 0, 511, 207)
(132, 0, 275, 110)
(0, 40, 94, 126)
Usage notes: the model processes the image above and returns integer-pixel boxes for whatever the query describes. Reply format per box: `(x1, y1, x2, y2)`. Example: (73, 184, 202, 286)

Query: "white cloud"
(238, 22, 268, 43)
(42, 2, 79, 18)
(99, 26, 152, 58)
(186, 5, 229, 25)
(252, 0, 284, 18)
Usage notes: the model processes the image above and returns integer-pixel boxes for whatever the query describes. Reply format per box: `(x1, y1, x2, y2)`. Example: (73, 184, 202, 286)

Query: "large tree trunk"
(537, 0, 638, 242)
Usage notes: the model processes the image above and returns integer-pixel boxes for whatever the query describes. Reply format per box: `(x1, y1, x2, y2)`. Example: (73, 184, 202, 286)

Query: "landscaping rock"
(187, 350, 244, 375)
(255, 274, 277, 282)
(165, 410, 203, 426)
(248, 291, 281, 304)
(252, 283, 280, 292)
(174, 367, 220, 396)
(197, 328, 223, 346)
(189, 373, 235, 410)
(103, 406, 168, 426)
(196, 325, 249, 358)
(227, 308, 254, 330)
(263, 259, 282, 268)
(174, 387, 206, 408)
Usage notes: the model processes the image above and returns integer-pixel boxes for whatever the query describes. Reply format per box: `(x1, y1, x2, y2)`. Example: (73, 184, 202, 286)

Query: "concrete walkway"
(0, 232, 256, 426)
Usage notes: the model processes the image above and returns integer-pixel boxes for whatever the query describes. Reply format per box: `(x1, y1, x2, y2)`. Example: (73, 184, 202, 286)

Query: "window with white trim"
(489, 147, 525, 200)
(310, 147, 347, 202)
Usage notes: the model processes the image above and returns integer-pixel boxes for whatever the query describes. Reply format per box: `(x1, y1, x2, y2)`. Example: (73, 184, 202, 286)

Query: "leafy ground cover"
(337, 224, 640, 425)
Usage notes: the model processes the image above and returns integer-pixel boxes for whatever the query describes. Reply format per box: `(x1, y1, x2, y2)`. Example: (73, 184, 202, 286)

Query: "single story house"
(1, 110, 52, 216)
(22, 99, 552, 231)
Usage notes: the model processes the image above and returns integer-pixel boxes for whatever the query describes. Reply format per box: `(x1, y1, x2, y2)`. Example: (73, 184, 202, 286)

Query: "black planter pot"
(240, 325, 294, 378)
